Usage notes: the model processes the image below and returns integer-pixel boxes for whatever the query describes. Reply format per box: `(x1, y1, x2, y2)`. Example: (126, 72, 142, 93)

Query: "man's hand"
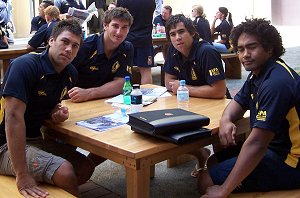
(219, 119, 237, 147)
(168, 80, 180, 94)
(17, 173, 49, 198)
(51, 103, 69, 123)
(200, 185, 228, 198)
(68, 87, 91, 103)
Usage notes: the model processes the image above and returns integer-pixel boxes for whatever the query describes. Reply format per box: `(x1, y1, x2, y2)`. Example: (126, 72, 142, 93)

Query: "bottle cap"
(132, 84, 140, 89)
(180, 80, 186, 86)
(125, 76, 130, 80)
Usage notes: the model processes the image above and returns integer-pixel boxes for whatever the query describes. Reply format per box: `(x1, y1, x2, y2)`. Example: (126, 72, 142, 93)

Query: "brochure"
(76, 112, 128, 132)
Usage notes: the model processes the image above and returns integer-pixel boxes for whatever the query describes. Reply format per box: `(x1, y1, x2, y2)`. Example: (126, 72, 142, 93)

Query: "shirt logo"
(209, 68, 220, 76)
(127, 65, 132, 74)
(60, 87, 68, 101)
(89, 50, 97, 59)
(174, 66, 180, 72)
(191, 68, 197, 80)
(256, 110, 267, 121)
(38, 90, 47, 96)
(112, 61, 120, 73)
(89, 66, 99, 71)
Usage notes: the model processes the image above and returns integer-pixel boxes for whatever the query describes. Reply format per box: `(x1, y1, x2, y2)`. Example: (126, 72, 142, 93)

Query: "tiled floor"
(80, 180, 121, 198)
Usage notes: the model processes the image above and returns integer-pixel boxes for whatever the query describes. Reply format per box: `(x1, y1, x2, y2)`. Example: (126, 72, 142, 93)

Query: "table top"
(45, 87, 231, 160)
(0, 44, 30, 56)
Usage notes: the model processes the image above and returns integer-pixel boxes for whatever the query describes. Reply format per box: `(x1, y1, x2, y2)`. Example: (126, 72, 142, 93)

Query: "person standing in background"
(211, 7, 233, 53)
(191, 4, 211, 43)
(30, 0, 54, 34)
(0, 0, 14, 43)
(117, 0, 155, 84)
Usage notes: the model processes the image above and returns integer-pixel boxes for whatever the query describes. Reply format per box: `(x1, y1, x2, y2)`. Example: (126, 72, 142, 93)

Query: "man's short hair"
(44, 6, 60, 20)
(230, 18, 285, 58)
(103, 7, 133, 27)
(50, 19, 82, 44)
(163, 5, 172, 15)
(165, 14, 198, 41)
(42, 0, 54, 7)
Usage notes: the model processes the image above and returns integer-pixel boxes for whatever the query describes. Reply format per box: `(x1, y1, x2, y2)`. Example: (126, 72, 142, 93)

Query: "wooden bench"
(229, 189, 300, 197)
(0, 175, 75, 198)
(221, 53, 242, 79)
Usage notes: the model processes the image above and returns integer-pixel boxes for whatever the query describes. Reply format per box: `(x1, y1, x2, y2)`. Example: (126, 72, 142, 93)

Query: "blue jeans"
(212, 42, 228, 53)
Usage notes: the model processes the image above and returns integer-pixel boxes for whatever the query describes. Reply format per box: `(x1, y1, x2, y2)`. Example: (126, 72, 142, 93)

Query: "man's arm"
(187, 79, 226, 99)
(68, 77, 124, 102)
(5, 96, 48, 197)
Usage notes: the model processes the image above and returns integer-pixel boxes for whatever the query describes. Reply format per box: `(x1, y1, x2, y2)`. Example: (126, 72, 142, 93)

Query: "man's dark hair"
(165, 14, 198, 41)
(50, 19, 82, 43)
(163, 5, 172, 15)
(230, 18, 285, 57)
(42, 0, 54, 7)
(103, 7, 133, 27)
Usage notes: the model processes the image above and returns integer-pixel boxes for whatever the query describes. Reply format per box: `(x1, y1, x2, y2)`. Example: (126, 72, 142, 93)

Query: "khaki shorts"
(0, 137, 83, 184)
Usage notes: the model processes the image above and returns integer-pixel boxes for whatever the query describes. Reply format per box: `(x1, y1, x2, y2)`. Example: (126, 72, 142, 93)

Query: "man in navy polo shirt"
(68, 7, 133, 102)
(164, 14, 227, 99)
(0, 19, 95, 197)
(30, 0, 53, 34)
(198, 18, 300, 197)
(153, 5, 172, 31)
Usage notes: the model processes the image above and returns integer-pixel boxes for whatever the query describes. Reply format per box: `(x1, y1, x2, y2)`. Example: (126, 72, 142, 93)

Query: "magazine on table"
(76, 112, 129, 132)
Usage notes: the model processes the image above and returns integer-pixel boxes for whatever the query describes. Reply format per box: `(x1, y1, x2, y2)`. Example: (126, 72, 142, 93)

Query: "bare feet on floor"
(190, 147, 211, 178)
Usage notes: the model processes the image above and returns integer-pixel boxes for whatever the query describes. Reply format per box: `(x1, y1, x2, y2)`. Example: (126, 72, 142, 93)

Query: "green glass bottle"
(123, 76, 132, 105)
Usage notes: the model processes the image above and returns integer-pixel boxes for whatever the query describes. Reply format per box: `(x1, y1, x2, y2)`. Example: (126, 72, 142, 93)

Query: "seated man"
(153, 5, 172, 33)
(68, 7, 133, 102)
(0, 19, 95, 197)
(30, 0, 53, 34)
(198, 18, 300, 197)
(164, 14, 227, 99)
(27, 5, 60, 49)
(163, 14, 228, 178)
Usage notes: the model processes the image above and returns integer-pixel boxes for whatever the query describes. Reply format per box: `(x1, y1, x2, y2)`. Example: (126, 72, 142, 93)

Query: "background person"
(30, 0, 53, 34)
(191, 4, 211, 43)
(117, 0, 155, 84)
(198, 18, 300, 197)
(153, 5, 172, 33)
(27, 5, 60, 49)
(0, 19, 95, 197)
(211, 7, 233, 53)
(54, 0, 85, 20)
(69, 7, 133, 103)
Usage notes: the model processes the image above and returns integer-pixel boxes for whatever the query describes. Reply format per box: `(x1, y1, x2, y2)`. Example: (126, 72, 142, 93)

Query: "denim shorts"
(209, 148, 300, 192)
(133, 46, 154, 67)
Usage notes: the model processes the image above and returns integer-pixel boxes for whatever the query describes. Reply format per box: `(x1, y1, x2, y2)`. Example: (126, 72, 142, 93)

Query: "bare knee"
(52, 161, 79, 196)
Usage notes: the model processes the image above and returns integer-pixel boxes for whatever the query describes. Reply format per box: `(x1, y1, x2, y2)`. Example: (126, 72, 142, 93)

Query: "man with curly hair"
(198, 18, 300, 197)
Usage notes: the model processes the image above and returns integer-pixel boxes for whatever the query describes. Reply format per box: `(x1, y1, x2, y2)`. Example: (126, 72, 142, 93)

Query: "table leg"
(126, 166, 150, 198)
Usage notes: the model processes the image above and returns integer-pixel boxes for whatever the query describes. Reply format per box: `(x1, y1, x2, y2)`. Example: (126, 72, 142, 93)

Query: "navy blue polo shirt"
(0, 49, 78, 146)
(193, 16, 211, 42)
(54, 0, 85, 14)
(215, 19, 231, 49)
(234, 57, 300, 168)
(153, 14, 166, 26)
(28, 20, 59, 48)
(72, 33, 133, 88)
(163, 39, 225, 86)
(30, 16, 47, 33)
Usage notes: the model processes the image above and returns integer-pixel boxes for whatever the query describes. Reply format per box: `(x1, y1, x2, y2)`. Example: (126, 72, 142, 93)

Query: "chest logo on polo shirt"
(90, 50, 97, 59)
(127, 65, 132, 74)
(209, 68, 220, 76)
(222, 34, 227, 38)
(174, 66, 180, 72)
(191, 68, 197, 80)
(256, 110, 267, 121)
(60, 87, 68, 101)
(89, 66, 99, 71)
(112, 61, 120, 73)
(38, 90, 47, 96)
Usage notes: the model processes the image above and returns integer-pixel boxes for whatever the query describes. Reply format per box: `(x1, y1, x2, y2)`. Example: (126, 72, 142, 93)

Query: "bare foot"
(190, 147, 211, 178)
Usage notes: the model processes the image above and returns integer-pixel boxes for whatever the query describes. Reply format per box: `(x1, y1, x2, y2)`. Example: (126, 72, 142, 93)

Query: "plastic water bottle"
(123, 76, 132, 105)
(177, 80, 189, 110)
(130, 84, 143, 113)
(156, 23, 161, 35)
(152, 24, 156, 36)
